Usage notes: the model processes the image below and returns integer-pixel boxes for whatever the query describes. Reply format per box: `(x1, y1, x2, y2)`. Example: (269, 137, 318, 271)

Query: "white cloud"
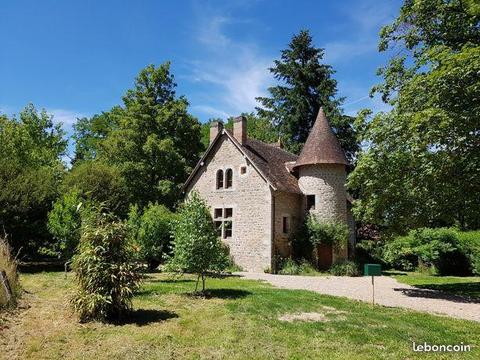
(191, 105, 231, 119)
(197, 16, 231, 47)
(47, 108, 87, 130)
(188, 10, 273, 118)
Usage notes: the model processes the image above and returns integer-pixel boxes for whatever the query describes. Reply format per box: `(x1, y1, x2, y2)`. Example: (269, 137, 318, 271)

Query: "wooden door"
(317, 244, 332, 270)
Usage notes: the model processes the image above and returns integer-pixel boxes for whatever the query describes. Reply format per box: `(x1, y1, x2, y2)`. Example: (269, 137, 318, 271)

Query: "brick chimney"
(233, 116, 247, 145)
(210, 121, 223, 144)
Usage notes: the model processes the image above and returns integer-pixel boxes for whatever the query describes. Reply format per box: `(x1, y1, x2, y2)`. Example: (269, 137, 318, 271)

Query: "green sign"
(364, 264, 382, 276)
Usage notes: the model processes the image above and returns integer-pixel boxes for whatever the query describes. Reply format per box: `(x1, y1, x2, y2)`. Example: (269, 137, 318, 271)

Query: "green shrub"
(383, 228, 471, 275)
(225, 258, 243, 273)
(355, 239, 386, 267)
(167, 192, 229, 292)
(382, 235, 419, 271)
(329, 260, 359, 276)
(44, 190, 92, 262)
(278, 258, 318, 275)
(458, 230, 480, 275)
(413, 228, 469, 275)
(71, 215, 142, 322)
(306, 215, 349, 252)
(0, 237, 21, 309)
(128, 203, 176, 271)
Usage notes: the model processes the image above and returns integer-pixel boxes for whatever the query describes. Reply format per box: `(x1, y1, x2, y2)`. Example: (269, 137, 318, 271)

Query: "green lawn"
(1, 272, 479, 359)
(388, 271, 480, 299)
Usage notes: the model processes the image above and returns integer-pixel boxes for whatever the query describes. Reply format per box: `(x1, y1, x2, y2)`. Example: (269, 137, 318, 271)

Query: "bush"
(0, 237, 21, 309)
(278, 258, 318, 275)
(329, 260, 359, 276)
(128, 203, 176, 271)
(458, 230, 480, 275)
(45, 190, 92, 262)
(167, 192, 229, 292)
(383, 228, 471, 275)
(355, 239, 386, 267)
(382, 235, 419, 271)
(71, 215, 142, 322)
(306, 215, 349, 252)
(62, 161, 131, 216)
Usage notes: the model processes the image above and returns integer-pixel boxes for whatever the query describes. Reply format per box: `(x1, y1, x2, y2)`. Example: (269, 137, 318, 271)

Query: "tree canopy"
(349, 0, 480, 233)
(0, 105, 66, 256)
(75, 63, 203, 210)
(256, 30, 358, 160)
(200, 112, 279, 149)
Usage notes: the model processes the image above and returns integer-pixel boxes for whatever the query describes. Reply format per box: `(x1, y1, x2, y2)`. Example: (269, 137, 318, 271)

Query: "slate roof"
(242, 138, 301, 193)
(183, 108, 348, 194)
(293, 107, 348, 168)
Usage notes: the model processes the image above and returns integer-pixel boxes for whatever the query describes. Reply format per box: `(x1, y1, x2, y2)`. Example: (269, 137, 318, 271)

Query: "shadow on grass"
(393, 283, 480, 303)
(18, 261, 65, 273)
(154, 279, 195, 284)
(184, 288, 251, 299)
(115, 309, 178, 326)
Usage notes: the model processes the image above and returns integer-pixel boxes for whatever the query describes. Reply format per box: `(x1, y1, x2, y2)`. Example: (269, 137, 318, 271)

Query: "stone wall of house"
(347, 203, 356, 259)
(273, 191, 303, 259)
(298, 164, 348, 261)
(185, 135, 272, 272)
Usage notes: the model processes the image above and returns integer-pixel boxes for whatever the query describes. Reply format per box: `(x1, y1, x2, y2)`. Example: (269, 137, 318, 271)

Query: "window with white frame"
(214, 207, 233, 239)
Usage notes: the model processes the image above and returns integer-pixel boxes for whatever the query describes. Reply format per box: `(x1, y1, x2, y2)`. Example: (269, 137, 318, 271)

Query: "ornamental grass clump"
(167, 192, 229, 293)
(71, 215, 142, 322)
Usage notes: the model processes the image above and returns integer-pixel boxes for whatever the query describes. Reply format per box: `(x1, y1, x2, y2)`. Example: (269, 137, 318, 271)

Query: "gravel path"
(238, 272, 480, 322)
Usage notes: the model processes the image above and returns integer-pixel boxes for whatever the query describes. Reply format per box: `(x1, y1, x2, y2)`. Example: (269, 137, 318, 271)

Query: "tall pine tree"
(256, 30, 357, 159)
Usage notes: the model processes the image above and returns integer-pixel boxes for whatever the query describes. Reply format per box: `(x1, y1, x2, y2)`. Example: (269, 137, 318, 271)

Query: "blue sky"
(0, 0, 401, 138)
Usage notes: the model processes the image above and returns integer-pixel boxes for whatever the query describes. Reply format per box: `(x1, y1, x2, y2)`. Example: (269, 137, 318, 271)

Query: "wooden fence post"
(0, 270, 13, 304)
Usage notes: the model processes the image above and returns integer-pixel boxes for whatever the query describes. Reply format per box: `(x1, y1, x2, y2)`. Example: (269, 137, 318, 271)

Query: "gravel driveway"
(238, 272, 480, 322)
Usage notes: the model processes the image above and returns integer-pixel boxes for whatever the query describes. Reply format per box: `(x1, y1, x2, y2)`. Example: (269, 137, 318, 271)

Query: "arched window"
(216, 169, 224, 189)
(225, 168, 233, 189)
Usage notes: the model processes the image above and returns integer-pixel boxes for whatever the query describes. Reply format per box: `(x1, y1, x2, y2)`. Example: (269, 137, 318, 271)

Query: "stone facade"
(298, 164, 347, 222)
(185, 135, 273, 272)
(273, 191, 302, 259)
(297, 164, 348, 260)
(184, 109, 355, 272)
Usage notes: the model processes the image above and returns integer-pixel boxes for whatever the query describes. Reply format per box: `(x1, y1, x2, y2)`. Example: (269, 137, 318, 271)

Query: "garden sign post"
(364, 264, 381, 305)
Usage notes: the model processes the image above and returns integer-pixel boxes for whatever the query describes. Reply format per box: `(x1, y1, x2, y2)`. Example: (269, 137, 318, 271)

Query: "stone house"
(183, 108, 355, 272)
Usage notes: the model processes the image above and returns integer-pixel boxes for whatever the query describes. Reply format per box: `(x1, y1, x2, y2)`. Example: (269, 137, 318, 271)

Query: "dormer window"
(216, 169, 224, 189)
(225, 168, 233, 188)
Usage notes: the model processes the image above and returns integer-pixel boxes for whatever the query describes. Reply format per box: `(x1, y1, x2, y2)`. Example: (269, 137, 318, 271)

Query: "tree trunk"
(202, 273, 206, 293)
(195, 274, 200, 292)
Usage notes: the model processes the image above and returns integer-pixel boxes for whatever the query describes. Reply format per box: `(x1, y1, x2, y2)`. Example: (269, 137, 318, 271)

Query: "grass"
(0, 271, 479, 359)
(388, 271, 480, 299)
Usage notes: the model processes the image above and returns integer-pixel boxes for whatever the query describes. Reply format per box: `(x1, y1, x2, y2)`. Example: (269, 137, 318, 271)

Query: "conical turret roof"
(293, 108, 348, 168)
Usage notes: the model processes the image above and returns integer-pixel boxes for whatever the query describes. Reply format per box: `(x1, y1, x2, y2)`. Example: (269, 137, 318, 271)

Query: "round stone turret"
(294, 108, 348, 223)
